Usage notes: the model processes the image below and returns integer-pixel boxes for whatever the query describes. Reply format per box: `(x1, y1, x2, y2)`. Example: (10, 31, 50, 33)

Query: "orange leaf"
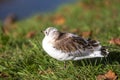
(97, 75, 106, 80)
(109, 38, 120, 46)
(26, 31, 36, 38)
(52, 14, 65, 25)
(105, 70, 118, 80)
(96, 70, 118, 80)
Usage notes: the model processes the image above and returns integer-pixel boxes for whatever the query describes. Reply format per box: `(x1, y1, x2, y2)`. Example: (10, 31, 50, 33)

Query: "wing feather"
(54, 33, 94, 57)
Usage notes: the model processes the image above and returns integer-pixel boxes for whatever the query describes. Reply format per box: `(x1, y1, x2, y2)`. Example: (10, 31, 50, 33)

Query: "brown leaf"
(3, 13, 17, 26)
(26, 31, 36, 38)
(109, 38, 120, 46)
(97, 75, 106, 80)
(80, 31, 92, 38)
(2, 14, 17, 34)
(2, 13, 17, 34)
(97, 70, 118, 80)
(105, 70, 118, 80)
(51, 14, 65, 25)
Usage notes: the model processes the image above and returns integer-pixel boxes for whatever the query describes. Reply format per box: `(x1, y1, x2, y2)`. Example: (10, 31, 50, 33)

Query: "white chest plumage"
(42, 37, 73, 61)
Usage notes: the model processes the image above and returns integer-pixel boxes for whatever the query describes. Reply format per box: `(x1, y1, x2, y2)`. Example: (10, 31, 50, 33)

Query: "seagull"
(42, 27, 109, 67)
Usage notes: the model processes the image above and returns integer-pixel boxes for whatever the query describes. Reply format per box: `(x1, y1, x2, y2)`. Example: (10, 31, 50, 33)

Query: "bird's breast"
(42, 38, 71, 61)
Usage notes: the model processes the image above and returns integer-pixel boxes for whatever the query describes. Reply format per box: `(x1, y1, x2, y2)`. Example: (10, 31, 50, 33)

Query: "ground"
(0, 0, 120, 79)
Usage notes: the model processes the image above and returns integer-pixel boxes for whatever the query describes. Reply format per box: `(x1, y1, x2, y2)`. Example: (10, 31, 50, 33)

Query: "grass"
(0, 0, 120, 79)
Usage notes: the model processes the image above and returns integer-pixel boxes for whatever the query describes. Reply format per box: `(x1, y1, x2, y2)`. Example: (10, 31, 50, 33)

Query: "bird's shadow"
(72, 51, 120, 67)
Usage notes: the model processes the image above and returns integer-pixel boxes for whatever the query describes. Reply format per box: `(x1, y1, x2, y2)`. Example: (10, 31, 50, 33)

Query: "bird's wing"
(53, 33, 98, 57)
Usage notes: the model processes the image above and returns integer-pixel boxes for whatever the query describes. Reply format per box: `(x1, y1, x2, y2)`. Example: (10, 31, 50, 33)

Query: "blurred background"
(0, 0, 76, 20)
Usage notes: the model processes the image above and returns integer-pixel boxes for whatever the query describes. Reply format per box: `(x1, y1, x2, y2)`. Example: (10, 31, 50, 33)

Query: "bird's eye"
(46, 31, 48, 35)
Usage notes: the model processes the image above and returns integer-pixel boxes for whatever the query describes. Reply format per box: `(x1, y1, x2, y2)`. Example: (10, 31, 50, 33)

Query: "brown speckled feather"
(53, 32, 99, 56)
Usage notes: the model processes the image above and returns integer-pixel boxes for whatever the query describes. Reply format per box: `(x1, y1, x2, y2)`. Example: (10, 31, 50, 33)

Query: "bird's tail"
(87, 38, 109, 57)
(100, 46, 109, 57)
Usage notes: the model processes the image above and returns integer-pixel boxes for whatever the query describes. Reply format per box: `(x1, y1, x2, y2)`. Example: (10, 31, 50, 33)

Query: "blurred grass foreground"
(0, 0, 120, 79)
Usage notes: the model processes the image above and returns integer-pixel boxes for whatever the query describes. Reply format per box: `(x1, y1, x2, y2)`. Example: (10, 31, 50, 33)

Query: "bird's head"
(43, 27, 60, 39)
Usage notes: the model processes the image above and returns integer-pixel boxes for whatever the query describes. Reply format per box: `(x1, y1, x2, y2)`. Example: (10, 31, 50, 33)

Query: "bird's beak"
(41, 30, 45, 34)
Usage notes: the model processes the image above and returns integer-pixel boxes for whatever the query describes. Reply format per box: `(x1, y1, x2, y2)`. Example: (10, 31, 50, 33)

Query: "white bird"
(42, 27, 109, 66)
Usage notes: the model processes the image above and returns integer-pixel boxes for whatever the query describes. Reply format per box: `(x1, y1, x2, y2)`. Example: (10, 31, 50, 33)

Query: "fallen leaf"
(80, 31, 92, 38)
(97, 75, 106, 80)
(105, 70, 118, 80)
(51, 14, 65, 25)
(109, 38, 120, 46)
(3, 13, 17, 26)
(26, 31, 36, 38)
(2, 14, 18, 36)
(97, 70, 118, 80)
